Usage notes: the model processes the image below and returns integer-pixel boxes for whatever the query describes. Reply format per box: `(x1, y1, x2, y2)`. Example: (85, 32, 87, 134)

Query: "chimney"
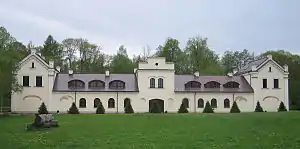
(194, 71, 199, 77)
(68, 69, 73, 75)
(49, 60, 54, 68)
(251, 65, 257, 71)
(284, 64, 288, 72)
(105, 70, 110, 77)
(56, 66, 61, 72)
(267, 54, 272, 60)
(227, 72, 233, 77)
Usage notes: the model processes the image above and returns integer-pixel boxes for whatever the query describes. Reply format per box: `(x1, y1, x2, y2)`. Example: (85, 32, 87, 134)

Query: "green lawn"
(0, 112, 300, 149)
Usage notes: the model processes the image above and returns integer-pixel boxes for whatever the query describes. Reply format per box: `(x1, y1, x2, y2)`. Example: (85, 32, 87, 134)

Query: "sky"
(1, 0, 299, 58)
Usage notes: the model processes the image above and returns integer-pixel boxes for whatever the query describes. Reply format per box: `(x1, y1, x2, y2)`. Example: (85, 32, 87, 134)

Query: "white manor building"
(11, 50, 290, 113)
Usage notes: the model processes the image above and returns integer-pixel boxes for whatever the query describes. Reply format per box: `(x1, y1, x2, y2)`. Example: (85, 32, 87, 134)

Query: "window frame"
(198, 98, 204, 108)
(182, 98, 189, 108)
(262, 79, 268, 88)
(88, 80, 105, 89)
(158, 78, 164, 88)
(274, 79, 279, 88)
(109, 80, 125, 89)
(211, 98, 217, 108)
(224, 98, 230, 108)
(94, 98, 101, 108)
(223, 81, 240, 88)
(185, 81, 201, 89)
(68, 80, 85, 89)
(35, 76, 43, 87)
(149, 78, 155, 88)
(204, 81, 221, 88)
(108, 98, 115, 108)
(23, 76, 30, 87)
(79, 98, 86, 108)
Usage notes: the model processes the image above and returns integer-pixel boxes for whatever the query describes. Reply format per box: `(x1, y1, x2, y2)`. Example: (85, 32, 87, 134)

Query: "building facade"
(11, 50, 290, 113)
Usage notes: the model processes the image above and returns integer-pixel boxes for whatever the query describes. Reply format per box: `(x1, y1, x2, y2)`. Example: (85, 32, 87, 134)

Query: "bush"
(278, 102, 287, 112)
(230, 101, 241, 113)
(203, 101, 214, 113)
(96, 101, 105, 114)
(255, 101, 264, 112)
(150, 103, 161, 113)
(38, 102, 49, 114)
(124, 102, 134, 114)
(178, 103, 188, 113)
(68, 102, 79, 114)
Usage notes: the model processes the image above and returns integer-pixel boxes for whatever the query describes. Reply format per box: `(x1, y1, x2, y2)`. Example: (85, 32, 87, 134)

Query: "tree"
(278, 102, 287, 112)
(124, 101, 134, 114)
(109, 45, 135, 73)
(254, 101, 264, 112)
(68, 102, 79, 114)
(221, 49, 255, 73)
(62, 38, 78, 70)
(203, 101, 214, 113)
(96, 101, 105, 114)
(41, 35, 63, 67)
(178, 103, 188, 113)
(38, 102, 49, 114)
(230, 101, 241, 113)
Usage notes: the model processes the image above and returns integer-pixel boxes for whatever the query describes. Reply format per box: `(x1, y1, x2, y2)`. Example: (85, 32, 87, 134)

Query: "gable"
(18, 54, 49, 73)
(19, 54, 49, 69)
(256, 59, 285, 74)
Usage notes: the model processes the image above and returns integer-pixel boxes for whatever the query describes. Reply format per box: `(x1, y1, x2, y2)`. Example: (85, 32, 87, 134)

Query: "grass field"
(0, 112, 300, 149)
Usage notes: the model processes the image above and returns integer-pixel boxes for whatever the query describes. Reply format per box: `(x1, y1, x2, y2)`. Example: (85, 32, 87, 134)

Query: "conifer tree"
(68, 102, 79, 114)
(96, 101, 105, 114)
(254, 101, 264, 112)
(203, 101, 214, 113)
(38, 102, 49, 114)
(124, 102, 134, 113)
(278, 102, 287, 112)
(230, 101, 241, 113)
(178, 103, 188, 113)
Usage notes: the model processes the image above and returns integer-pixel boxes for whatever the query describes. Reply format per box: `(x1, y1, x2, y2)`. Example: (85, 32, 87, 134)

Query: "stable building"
(11, 50, 290, 113)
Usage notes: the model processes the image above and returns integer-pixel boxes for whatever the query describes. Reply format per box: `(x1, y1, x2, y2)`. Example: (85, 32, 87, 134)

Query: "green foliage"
(150, 103, 161, 113)
(96, 101, 105, 114)
(109, 45, 135, 73)
(203, 101, 214, 113)
(230, 101, 241, 113)
(124, 101, 134, 114)
(68, 102, 79, 114)
(178, 103, 188, 113)
(221, 49, 255, 73)
(278, 102, 287, 112)
(38, 102, 49, 114)
(255, 101, 264, 112)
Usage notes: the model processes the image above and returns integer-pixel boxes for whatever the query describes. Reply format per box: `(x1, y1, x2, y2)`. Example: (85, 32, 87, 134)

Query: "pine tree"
(230, 101, 241, 113)
(278, 102, 287, 112)
(203, 101, 214, 113)
(124, 102, 134, 114)
(96, 101, 105, 114)
(68, 102, 79, 114)
(178, 103, 188, 113)
(150, 103, 161, 113)
(38, 102, 49, 114)
(255, 101, 264, 112)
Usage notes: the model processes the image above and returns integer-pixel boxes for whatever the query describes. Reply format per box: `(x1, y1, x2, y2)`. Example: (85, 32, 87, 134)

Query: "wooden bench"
(27, 114, 59, 130)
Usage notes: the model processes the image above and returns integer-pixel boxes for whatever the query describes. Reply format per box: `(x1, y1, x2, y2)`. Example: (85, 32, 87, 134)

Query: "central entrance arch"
(149, 99, 164, 113)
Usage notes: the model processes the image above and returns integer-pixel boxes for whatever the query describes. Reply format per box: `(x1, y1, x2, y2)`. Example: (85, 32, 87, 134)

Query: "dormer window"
(204, 81, 221, 88)
(31, 62, 35, 68)
(223, 81, 240, 88)
(68, 80, 85, 89)
(88, 80, 105, 89)
(185, 81, 201, 89)
(109, 80, 125, 89)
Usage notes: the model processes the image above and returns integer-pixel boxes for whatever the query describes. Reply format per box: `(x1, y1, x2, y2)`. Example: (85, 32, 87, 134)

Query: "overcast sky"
(1, 0, 299, 57)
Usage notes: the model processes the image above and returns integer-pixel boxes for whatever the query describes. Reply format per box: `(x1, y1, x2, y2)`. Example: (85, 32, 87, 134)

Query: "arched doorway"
(149, 99, 164, 113)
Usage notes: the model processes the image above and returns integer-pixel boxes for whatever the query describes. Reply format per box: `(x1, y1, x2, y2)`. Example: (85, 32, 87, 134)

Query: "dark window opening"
(158, 78, 164, 88)
(182, 98, 189, 108)
(185, 81, 201, 89)
(94, 98, 100, 108)
(88, 80, 105, 89)
(150, 78, 155, 88)
(224, 99, 230, 108)
(211, 98, 217, 108)
(263, 79, 267, 88)
(124, 98, 130, 108)
(108, 98, 115, 108)
(31, 62, 35, 68)
(204, 81, 221, 88)
(198, 98, 204, 108)
(23, 76, 29, 87)
(155, 63, 158, 66)
(269, 67, 272, 72)
(223, 81, 240, 88)
(36, 76, 42, 87)
(109, 80, 125, 89)
(274, 79, 279, 88)
(68, 80, 85, 89)
(79, 98, 86, 108)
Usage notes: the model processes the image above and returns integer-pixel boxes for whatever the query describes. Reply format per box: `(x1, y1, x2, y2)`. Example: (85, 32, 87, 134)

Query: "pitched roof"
(52, 73, 138, 92)
(235, 57, 268, 75)
(174, 75, 253, 93)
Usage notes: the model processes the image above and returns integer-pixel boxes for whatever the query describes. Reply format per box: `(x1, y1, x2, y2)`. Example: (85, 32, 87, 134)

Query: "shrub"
(150, 103, 161, 113)
(38, 102, 49, 114)
(230, 101, 241, 113)
(68, 102, 79, 114)
(254, 101, 264, 112)
(178, 103, 188, 113)
(96, 101, 105, 114)
(203, 101, 214, 113)
(278, 102, 287, 112)
(124, 102, 134, 114)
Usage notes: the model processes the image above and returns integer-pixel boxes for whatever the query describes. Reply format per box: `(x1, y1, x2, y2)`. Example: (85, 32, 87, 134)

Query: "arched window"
(124, 98, 130, 108)
(94, 98, 100, 108)
(185, 81, 201, 89)
(89, 80, 105, 89)
(79, 98, 86, 108)
(109, 80, 125, 89)
(68, 80, 85, 89)
(108, 98, 115, 108)
(150, 78, 155, 88)
(224, 98, 230, 108)
(182, 98, 189, 108)
(158, 78, 164, 88)
(211, 98, 217, 108)
(204, 81, 221, 88)
(223, 81, 240, 88)
(198, 98, 204, 108)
